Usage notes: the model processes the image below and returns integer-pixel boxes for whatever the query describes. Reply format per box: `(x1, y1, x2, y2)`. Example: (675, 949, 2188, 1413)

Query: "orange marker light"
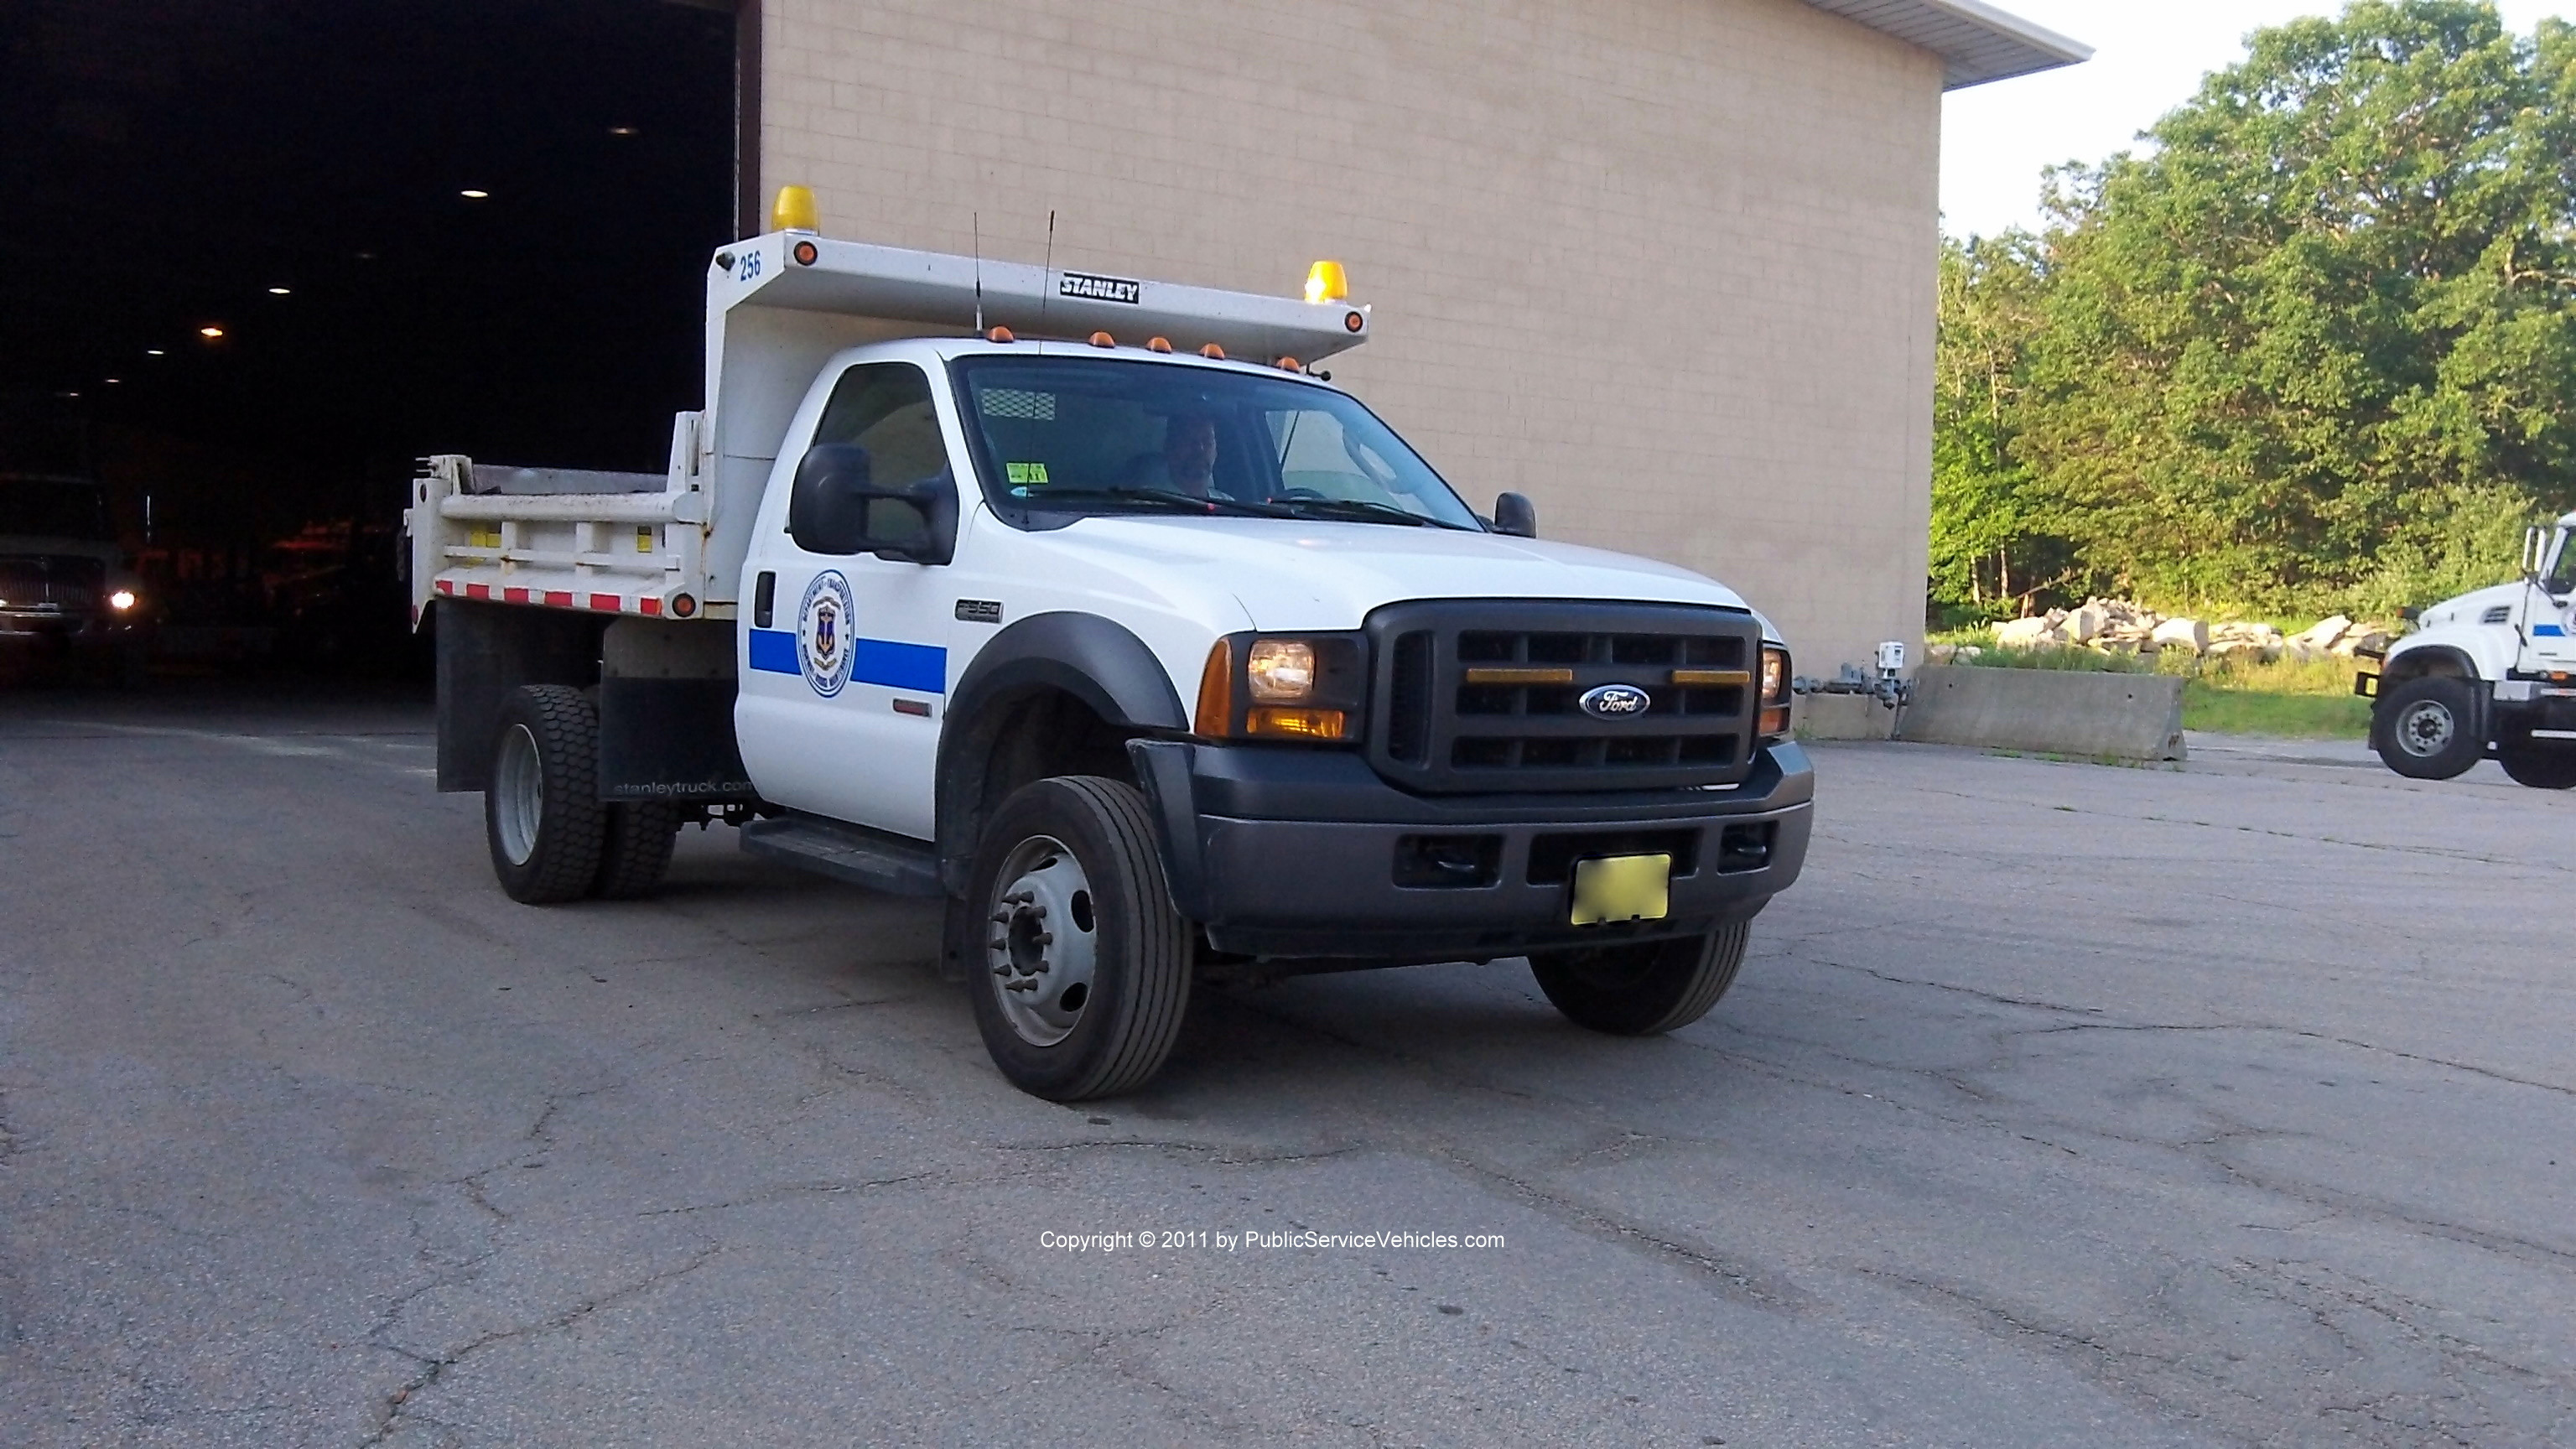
(1344, 310, 1364, 334)
(1199, 343, 1226, 360)
(1088, 331, 1116, 348)
(1193, 640, 1233, 737)
(792, 240, 818, 266)
(986, 326, 1016, 343)
(1146, 336, 1172, 353)
(1275, 356, 1301, 372)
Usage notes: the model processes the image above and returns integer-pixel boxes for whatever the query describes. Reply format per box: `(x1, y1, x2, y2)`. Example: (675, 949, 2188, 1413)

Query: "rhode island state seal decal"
(797, 570, 857, 698)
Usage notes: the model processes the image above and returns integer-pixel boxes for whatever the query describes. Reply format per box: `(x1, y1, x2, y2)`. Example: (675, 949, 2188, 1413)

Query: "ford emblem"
(1579, 683, 1653, 719)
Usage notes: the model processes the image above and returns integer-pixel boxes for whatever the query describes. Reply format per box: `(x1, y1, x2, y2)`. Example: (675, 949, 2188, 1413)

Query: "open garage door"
(0, 0, 745, 678)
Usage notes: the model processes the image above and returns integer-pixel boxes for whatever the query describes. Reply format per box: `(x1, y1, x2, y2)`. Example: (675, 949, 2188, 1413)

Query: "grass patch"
(1934, 642, 2374, 738)
(2181, 684, 2370, 738)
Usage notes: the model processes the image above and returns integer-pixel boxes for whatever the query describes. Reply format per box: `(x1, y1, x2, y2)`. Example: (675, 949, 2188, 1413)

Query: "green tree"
(1929, 234, 2067, 615)
(1948, 2, 2576, 618)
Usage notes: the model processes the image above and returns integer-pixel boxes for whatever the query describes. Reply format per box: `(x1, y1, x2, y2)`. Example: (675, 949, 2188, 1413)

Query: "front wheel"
(2497, 727, 2576, 789)
(963, 776, 1192, 1101)
(2371, 677, 2484, 780)
(1529, 920, 1751, 1036)
(485, 685, 609, 904)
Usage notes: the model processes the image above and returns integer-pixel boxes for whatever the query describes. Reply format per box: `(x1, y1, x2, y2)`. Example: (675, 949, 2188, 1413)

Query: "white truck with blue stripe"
(2362, 512, 2576, 787)
(407, 190, 1813, 1100)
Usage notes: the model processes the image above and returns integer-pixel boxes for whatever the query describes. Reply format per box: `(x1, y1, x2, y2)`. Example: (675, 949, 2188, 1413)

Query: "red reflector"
(641, 597, 662, 616)
(543, 590, 573, 607)
(589, 593, 620, 612)
(503, 587, 530, 604)
(465, 583, 491, 600)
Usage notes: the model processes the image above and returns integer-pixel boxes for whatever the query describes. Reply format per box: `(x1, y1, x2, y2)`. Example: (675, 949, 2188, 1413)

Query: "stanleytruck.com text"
(1038, 1230, 1505, 1254)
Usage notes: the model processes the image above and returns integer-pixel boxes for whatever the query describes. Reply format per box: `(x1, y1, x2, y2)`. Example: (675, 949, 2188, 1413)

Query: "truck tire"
(965, 776, 1192, 1101)
(2371, 677, 2484, 780)
(1529, 918, 1750, 1036)
(2496, 727, 2576, 789)
(592, 802, 681, 898)
(485, 685, 609, 904)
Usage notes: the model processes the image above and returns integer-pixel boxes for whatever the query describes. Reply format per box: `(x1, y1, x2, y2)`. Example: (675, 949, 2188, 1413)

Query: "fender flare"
(2381, 637, 2493, 684)
(934, 612, 1190, 889)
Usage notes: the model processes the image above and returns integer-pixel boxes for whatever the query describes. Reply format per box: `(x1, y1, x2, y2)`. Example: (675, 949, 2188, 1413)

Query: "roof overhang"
(1801, 0, 2090, 89)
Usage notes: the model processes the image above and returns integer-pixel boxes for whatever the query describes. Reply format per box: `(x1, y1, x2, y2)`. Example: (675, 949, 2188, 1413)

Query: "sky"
(1940, 0, 2573, 238)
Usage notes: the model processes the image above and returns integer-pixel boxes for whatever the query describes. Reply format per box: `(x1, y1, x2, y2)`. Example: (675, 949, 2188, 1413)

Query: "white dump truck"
(2362, 513, 2576, 787)
(406, 190, 1812, 1099)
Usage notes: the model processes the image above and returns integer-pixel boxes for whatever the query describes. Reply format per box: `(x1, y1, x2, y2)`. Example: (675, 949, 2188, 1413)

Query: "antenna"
(1039, 209, 1057, 339)
(971, 211, 984, 335)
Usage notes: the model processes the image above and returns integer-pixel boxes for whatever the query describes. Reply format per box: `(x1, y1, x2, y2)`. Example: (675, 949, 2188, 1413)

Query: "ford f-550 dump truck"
(407, 190, 1813, 1100)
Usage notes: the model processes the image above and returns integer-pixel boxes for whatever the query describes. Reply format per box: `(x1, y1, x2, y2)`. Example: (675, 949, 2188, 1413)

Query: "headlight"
(109, 589, 138, 611)
(1195, 633, 1366, 743)
(1245, 638, 1317, 702)
(1759, 645, 1790, 740)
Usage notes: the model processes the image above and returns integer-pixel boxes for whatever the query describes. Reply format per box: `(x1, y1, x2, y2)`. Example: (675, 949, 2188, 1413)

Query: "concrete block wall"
(760, 0, 1943, 674)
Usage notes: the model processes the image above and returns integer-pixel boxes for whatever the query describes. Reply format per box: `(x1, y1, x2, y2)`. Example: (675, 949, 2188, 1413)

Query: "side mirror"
(1492, 491, 1537, 539)
(2524, 524, 2547, 577)
(787, 444, 958, 564)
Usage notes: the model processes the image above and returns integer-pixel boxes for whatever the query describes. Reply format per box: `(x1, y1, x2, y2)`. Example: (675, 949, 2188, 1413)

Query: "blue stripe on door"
(745, 627, 946, 692)
(853, 638, 948, 693)
(747, 627, 800, 673)
(2535, 624, 2567, 637)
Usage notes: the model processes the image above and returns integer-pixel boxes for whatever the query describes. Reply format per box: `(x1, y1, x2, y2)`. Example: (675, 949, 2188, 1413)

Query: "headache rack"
(1364, 600, 1765, 794)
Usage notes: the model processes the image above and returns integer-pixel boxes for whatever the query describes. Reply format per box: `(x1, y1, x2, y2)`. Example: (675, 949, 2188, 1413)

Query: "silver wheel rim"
(984, 834, 1100, 1048)
(495, 723, 543, 865)
(2395, 699, 2454, 757)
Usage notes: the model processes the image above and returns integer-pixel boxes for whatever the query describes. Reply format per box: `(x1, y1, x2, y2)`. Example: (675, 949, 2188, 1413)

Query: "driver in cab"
(1121, 411, 1222, 499)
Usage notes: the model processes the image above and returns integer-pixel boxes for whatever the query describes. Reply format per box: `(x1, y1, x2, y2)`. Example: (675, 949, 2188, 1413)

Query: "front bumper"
(1128, 739, 1813, 962)
(0, 607, 140, 649)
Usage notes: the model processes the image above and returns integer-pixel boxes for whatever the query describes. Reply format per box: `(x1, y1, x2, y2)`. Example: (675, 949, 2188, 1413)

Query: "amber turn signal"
(1247, 707, 1348, 740)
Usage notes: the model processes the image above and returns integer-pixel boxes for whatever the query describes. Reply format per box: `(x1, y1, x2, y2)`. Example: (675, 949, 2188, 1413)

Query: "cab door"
(2521, 526, 2576, 674)
(736, 361, 958, 840)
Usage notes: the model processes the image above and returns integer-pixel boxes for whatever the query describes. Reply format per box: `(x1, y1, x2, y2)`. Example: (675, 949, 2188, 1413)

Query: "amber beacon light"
(771, 185, 820, 233)
(1302, 260, 1349, 304)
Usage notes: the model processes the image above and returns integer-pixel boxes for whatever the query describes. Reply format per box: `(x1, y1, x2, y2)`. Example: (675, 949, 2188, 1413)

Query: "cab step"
(740, 814, 943, 896)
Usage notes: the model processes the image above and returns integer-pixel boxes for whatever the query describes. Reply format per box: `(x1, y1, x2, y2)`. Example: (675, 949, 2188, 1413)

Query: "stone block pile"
(1927, 600, 2393, 666)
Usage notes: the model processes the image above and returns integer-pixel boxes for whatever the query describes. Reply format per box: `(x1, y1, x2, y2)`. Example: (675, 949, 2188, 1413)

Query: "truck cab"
(2365, 513, 2576, 787)
(0, 473, 150, 684)
(409, 197, 1813, 1099)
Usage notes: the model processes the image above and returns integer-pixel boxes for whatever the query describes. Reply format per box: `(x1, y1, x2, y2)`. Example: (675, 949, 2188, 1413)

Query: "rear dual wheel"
(485, 685, 678, 903)
(2498, 726, 2576, 789)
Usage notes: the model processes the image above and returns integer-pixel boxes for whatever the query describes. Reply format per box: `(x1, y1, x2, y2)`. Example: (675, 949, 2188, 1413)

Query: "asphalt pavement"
(1, 687, 2568, 1447)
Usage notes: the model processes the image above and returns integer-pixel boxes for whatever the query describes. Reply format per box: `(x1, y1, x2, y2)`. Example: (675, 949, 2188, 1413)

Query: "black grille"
(0, 554, 107, 610)
(1366, 600, 1763, 793)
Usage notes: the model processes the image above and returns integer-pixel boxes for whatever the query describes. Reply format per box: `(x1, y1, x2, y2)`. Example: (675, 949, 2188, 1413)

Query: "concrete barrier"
(1896, 666, 2186, 762)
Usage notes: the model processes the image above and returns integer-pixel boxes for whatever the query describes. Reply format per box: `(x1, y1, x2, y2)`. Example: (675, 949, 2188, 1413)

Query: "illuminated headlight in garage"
(109, 590, 138, 610)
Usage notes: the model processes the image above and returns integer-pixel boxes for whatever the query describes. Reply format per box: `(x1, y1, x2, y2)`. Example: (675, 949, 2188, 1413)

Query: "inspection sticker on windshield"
(1058, 272, 1141, 304)
(1006, 462, 1049, 486)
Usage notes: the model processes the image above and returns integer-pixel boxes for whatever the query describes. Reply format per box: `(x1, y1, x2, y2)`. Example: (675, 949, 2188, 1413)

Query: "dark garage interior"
(0, 0, 740, 680)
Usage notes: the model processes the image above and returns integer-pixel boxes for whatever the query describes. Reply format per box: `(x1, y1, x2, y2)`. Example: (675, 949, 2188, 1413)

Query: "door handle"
(753, 571, 776, 629)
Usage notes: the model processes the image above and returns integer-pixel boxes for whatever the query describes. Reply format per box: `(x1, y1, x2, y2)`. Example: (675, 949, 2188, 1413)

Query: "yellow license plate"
(1569, 853, 1671, 926)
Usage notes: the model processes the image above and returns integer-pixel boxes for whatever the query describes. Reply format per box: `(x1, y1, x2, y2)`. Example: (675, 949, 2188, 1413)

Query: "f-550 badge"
(797, 571, 856, 698)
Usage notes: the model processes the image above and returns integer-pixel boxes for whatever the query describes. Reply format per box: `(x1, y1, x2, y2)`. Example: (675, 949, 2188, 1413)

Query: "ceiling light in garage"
(609, 125, 638, 136)
(268, 287, 291, 295)
(460, 189, 490, 199)
(200, 326, 225, 339)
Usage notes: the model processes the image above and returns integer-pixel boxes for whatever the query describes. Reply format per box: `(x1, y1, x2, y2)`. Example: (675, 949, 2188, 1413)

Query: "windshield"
(0, 479, 110, 541)
(950, 355, 1483, 529)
